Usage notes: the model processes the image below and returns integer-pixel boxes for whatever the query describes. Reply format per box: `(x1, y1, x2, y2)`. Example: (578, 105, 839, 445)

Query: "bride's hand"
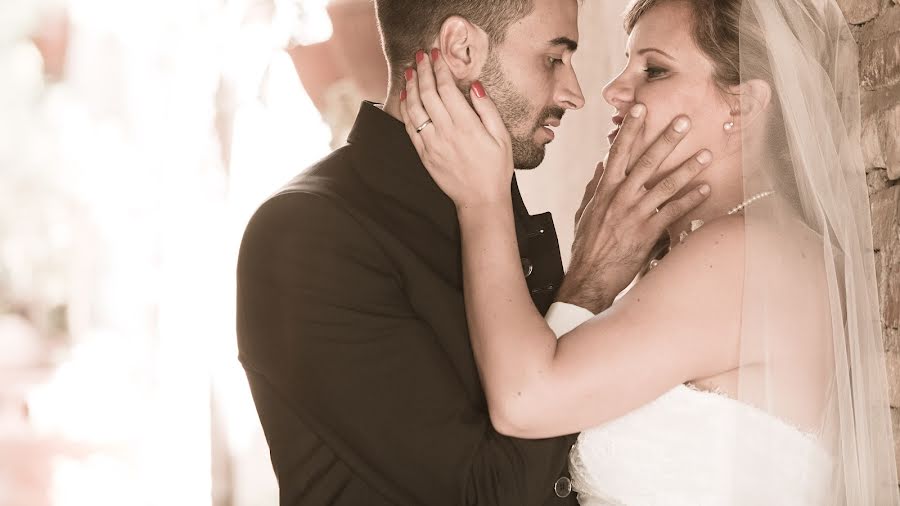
(400, 49, 513, 209)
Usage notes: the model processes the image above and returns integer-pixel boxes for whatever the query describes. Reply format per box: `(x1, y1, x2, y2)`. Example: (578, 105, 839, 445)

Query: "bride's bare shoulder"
(608, 214, 744, 369)
(644, 212, 825, 298)
(658, 214, 746, 277)
(617, 215, 745, 311)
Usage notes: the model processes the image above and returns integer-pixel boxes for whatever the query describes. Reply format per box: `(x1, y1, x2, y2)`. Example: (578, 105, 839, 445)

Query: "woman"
(400, 0, 899, 503)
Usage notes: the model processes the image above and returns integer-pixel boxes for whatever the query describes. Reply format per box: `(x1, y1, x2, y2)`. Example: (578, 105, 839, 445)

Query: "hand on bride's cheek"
(602, 0, 733, 188)
(639, 80, 730, 188)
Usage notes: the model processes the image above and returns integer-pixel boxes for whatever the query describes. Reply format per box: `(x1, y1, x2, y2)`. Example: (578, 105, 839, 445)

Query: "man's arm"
(237, 192, 573, 505)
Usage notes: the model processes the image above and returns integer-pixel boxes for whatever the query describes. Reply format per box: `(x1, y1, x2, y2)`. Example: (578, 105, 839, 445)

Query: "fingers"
(602, 103, 646, 183)
(469, 81, 510, 145)
(620, 115, 692, 196)
(638, 149, 712, 215)
(575, 161, 604, 224)
(406, 48, 509, 148)
(431, 50, 479, 126)
(400, 95, 426, 155)
(589, 160, 606, 192)
(403, 64, 436, 139)
(650, 183, 711, 233)
(413, 49, 452, 128)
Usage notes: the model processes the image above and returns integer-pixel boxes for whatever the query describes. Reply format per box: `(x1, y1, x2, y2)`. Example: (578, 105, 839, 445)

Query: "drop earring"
(724, 121, 734, 131)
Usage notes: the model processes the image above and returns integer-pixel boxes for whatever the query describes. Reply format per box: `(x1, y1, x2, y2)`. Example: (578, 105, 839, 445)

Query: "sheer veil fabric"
(735, 0, 899, 502)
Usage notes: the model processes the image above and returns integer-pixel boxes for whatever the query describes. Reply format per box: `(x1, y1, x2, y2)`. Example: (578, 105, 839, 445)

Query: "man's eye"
(644, 66, 667, 79)
(548, 56, 564, 67)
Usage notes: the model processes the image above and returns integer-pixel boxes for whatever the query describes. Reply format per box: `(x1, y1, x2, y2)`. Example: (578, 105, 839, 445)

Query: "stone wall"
(842, 0, 900, 487)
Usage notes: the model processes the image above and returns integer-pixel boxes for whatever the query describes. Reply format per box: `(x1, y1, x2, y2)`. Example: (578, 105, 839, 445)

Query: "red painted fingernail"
(415, 50, 425, 63)
(472, 81, 486, 98)
(431, 48, 440, 62)
(405, 67, 414, 81)
(400, 89, 407, 101)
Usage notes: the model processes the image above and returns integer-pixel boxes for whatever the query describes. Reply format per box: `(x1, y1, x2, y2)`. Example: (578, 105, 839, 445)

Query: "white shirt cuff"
(545, 302, 595, 338)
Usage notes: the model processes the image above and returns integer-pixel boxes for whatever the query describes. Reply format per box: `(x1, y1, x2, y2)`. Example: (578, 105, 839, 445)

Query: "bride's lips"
(607, 128, 619, 145)
(608, 114, 624, 145)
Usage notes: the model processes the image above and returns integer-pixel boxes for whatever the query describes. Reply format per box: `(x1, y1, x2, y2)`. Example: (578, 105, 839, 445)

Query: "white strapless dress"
(545, 304, 834, 505)
(568, 384, 834, 505)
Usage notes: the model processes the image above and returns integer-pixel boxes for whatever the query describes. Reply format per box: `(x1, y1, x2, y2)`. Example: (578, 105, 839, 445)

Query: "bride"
(399, 0, 899, 503)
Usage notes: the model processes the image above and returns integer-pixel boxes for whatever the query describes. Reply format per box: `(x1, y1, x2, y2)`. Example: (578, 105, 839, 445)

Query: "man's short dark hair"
(374, 0, 535, 86)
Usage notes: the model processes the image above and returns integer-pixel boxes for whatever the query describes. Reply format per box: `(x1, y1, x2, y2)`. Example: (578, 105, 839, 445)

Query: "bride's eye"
(643, 66, 668, 79)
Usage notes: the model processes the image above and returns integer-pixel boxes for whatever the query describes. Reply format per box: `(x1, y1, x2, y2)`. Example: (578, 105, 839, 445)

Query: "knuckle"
(682, 158, 704, 176)
(659, 177, 678, 195)
(609, 193, 631, 213)
(636, 155, 655, 171)
(607, 143, 623, 161)
(622, 115, 640, 132)
(662, 201, 686, 220)
(687, 191, 707, 206)
(606, 148, 619, 165)
(437, 81, 455, 95)
(604, 173, 625, 188)
(662, 129, 680, 145)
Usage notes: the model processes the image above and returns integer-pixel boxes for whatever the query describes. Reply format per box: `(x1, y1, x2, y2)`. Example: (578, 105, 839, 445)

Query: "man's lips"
(540, 117, 562, 142)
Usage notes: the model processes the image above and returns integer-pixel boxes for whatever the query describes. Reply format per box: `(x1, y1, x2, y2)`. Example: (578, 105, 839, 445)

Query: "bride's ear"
(726, 79, 772, 132)
(436, 16, 490, 82)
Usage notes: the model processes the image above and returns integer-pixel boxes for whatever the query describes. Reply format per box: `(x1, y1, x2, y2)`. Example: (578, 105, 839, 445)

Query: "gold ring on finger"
(416, 118, 433, 133)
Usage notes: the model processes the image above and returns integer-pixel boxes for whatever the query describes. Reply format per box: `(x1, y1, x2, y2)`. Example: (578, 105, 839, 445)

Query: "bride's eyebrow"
(625, 47, 678, 61)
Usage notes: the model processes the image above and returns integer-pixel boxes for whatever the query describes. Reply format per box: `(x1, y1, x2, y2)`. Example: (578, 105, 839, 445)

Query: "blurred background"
(0, 0, 896, 504)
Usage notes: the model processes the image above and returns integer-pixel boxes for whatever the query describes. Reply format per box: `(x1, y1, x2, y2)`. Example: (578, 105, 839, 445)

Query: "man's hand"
(557, 104, 713, 313)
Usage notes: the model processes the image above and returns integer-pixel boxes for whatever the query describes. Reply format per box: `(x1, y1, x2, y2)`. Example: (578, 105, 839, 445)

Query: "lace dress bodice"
(568, 384, 833, 505)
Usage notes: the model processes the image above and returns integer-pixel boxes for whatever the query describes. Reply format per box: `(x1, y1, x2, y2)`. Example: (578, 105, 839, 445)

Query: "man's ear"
(726, 79, 772, 132)
(436, 16, 490, 82)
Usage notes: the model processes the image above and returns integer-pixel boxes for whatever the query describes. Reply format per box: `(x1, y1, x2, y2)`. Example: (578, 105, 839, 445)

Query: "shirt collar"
(346, 102, 532, 242)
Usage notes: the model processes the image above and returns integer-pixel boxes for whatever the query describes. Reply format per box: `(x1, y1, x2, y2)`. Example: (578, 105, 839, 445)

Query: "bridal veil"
(734, 0, 899, 502)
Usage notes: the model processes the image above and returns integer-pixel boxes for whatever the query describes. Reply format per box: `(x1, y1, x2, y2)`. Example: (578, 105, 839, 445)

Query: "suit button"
(521, 257, 534, 278)
(554, 476, 572, 498)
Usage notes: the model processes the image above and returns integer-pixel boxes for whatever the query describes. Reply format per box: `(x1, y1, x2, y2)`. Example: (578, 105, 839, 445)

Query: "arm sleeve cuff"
(544, 302, 595, 338)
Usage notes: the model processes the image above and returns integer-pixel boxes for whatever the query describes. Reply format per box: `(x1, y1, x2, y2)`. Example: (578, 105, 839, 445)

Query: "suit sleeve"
(236, 191, 575, 505)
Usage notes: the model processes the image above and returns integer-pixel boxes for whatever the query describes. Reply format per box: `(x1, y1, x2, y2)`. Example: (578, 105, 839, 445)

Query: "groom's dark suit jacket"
(237, 102, 578, 505)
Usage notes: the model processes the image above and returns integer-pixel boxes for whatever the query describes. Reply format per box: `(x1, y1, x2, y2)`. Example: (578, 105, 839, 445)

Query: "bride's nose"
(602, 72, 634, 111)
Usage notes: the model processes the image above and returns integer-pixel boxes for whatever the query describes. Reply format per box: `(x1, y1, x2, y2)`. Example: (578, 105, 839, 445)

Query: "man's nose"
(557, 67, 586, 110)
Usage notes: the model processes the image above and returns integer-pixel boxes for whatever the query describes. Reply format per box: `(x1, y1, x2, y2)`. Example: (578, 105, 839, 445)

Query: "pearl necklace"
(649, 190, 776, 270)
(677, 190, 776, 243)
(727, 190, 776, 216)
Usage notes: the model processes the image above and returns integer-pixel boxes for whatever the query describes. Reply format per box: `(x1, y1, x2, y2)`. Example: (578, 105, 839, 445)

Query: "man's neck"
(382, 91, 402, 122)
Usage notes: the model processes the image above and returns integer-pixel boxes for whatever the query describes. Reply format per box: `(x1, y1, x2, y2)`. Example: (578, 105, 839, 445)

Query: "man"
(236, 0, 706, 503)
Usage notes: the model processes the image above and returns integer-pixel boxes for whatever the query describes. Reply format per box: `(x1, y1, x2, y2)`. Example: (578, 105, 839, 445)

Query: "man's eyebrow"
(626, 47, 677, 60)
(548, 37, 578, 51)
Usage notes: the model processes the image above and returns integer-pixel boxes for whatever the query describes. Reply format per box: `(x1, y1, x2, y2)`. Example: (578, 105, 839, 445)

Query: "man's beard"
(462, 52, 565, 170)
